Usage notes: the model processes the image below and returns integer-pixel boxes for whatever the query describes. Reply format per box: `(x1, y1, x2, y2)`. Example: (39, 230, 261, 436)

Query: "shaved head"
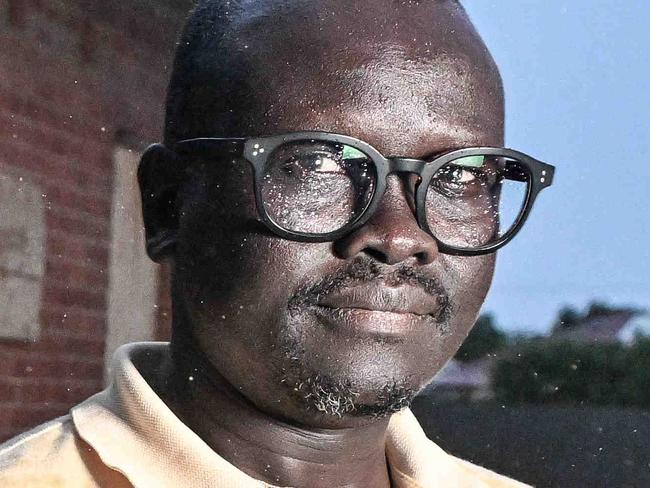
(165, 0, 503, 152)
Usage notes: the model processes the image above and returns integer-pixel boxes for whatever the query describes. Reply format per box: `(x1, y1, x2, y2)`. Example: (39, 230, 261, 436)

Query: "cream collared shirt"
(0, 343, 530, 488)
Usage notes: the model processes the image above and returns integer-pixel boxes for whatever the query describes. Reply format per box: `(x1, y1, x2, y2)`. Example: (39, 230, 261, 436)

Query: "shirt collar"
(71, 342, 498, 488)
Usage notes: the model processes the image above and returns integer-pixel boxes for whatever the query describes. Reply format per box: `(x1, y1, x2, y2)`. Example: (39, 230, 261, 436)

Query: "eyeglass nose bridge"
(386, 157, 427, 175)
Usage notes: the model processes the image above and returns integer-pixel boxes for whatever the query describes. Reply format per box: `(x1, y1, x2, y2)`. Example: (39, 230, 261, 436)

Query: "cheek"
(174, 169, 333, 315)
(444, 253, 496, 345)
(175, 167, 258, 292)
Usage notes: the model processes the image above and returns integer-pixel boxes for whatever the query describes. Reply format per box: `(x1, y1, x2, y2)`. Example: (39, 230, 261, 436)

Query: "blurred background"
(0, 1, 648, 487)
(414, 2, 650, 487)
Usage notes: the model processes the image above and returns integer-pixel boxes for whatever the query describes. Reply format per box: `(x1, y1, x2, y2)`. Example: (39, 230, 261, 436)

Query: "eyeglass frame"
(171, 131, 555, 256)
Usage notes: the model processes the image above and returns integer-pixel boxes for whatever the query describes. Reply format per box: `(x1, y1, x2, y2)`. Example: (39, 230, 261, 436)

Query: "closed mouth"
(316, 303, 431, 318)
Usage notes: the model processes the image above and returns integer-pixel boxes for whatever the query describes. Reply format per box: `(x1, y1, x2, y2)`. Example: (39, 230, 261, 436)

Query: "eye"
(280, 150, 346, 177)
(431, 163, 498, 198)
(433, 165, 478, 189)
(448, 167, 477, 184)
(310, 154, 346, 174)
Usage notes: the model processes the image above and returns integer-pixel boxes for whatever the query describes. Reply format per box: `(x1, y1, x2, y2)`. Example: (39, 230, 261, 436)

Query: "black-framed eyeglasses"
(172, 131, 555, 256)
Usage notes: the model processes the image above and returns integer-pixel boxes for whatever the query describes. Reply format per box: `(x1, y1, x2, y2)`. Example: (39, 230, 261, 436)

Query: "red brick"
(44, 260, 107, 295)
(41, 308, 106, 340)
(46, 233, 109, 270)
(0, 135, 111, 191)
(0, 379, 20, 402)
(7, 0, 29, 27)
(11, 403, 71, 431)
(0, 354, 19, 377)
(0, 429, 15, 443)
(0, 78, 108, 142)
(46, 211, 109, 242)
(18, 379, 101, 405)
(7, 351, 105, 379)
(0, 108, 93, 162)
(45, 185, 111, 220)
(33, 330, 105, 357)
(0, 0, 188, 441)
(42, 284, 106, 313)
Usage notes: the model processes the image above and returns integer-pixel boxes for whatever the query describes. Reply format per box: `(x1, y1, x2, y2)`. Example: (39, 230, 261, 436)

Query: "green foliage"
(552, 306, 580, 331)
(493, 339, 650, 407)
(454, 313, 507, 362)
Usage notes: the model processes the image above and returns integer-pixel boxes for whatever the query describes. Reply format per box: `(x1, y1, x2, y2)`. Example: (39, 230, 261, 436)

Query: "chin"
(290, 371, 418, 420)
(277, 335, 435, 426)
(271, 308, 453, 424)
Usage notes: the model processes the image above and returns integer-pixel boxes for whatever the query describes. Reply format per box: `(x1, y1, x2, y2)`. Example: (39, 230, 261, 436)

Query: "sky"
(462, 1, 650, 334)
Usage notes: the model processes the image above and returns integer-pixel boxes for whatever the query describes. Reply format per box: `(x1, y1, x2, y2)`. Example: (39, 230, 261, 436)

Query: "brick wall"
(0, 0, 187, 442)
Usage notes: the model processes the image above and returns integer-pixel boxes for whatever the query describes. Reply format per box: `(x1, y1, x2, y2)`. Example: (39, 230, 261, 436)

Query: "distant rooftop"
(551, 310, 650, 345)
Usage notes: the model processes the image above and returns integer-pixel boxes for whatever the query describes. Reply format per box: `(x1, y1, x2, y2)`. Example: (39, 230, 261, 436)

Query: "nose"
(333, 175, 439, 265)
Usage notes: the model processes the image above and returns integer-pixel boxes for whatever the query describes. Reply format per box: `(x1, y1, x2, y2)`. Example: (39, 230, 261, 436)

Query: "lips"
(310, 284, 447, 339)
(316, 285, 443, 317)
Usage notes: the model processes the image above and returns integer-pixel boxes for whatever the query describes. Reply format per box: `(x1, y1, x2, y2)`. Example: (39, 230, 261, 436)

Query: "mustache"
(288, 258, 452, 324)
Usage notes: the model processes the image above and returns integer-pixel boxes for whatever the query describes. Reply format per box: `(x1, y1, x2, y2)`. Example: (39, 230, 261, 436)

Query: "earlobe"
(138, 143, 185, 262)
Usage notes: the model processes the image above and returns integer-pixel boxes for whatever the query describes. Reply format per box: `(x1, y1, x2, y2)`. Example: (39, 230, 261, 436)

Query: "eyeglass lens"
(259, 140, 530, 249)
(425, 155, 530, 249)
(260, 140, 377, 234)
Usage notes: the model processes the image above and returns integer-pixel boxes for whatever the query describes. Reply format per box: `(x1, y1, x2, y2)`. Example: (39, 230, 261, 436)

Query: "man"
(0, 0, 554, 486)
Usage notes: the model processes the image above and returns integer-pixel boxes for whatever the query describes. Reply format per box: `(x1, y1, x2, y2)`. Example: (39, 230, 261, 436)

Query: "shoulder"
(387, 409, 531, 488)
(451, 455, 532, 488)
(0, 415, 77, 465)
(0, 415, 130, 488)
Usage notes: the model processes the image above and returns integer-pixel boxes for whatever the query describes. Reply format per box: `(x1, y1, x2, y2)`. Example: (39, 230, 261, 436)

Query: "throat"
(154, 338, 394, 488)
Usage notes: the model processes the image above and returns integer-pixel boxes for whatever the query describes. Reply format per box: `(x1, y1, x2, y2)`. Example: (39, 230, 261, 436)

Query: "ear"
(138, 144, 185, 262)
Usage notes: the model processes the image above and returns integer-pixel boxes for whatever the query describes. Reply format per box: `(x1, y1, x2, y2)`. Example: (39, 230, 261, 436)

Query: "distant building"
(422, 358, 495, 402)
(550, 310, 650, 345)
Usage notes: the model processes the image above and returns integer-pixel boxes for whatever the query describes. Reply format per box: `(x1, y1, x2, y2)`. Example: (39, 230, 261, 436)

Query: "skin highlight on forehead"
(311, 50, 499, 153)
(166, 0, 504, 154)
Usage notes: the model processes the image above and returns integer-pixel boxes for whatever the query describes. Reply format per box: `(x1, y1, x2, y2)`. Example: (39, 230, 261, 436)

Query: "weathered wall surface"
(0, 0, 188, 441)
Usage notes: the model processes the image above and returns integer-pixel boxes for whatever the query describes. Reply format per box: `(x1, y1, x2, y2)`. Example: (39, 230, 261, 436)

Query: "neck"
(158, 335, 393, 488)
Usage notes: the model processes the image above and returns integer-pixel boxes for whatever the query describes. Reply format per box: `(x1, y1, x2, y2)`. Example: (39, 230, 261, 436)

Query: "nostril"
(364, 247, 388, 263)
(414, 251, 428, 263)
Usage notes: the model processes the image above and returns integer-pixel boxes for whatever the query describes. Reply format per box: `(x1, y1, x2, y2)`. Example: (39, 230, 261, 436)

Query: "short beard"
(291, 373, 416, 418)
(281, 339, 416, 419)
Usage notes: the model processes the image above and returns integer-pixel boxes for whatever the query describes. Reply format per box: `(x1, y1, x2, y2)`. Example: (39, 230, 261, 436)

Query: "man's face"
(169, 0, 504, 428)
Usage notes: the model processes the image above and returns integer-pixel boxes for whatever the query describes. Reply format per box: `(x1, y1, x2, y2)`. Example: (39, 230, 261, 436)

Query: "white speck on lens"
(254, 143, 260, 149)
(253, 151, 258, 156)
(259, 148, 265, 153)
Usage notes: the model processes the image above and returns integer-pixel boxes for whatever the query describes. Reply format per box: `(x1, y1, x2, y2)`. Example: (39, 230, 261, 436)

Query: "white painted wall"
(0, 173, 45, 341)
(104, 147, 159, 381)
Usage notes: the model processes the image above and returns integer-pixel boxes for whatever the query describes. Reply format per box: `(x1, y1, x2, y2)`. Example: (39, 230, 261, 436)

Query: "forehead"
(218, 0, 504, 155)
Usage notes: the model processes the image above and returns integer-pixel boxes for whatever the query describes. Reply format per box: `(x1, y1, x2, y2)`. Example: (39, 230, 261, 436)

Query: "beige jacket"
(0, 343, 531, 488)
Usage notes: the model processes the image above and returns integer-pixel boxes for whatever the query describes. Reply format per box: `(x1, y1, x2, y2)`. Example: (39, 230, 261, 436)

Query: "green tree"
(552, 306, 581, 331)
(493, 339, 650, 407)
(454, 313, 507, 362)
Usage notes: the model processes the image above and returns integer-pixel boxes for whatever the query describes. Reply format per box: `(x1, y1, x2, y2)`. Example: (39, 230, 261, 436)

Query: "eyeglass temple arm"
(172, 137, 247, 156)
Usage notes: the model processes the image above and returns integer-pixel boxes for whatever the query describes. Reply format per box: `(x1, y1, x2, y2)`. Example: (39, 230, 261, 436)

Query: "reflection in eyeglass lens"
(426, 156, 530, 249)
(260, 141, 377, 234)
